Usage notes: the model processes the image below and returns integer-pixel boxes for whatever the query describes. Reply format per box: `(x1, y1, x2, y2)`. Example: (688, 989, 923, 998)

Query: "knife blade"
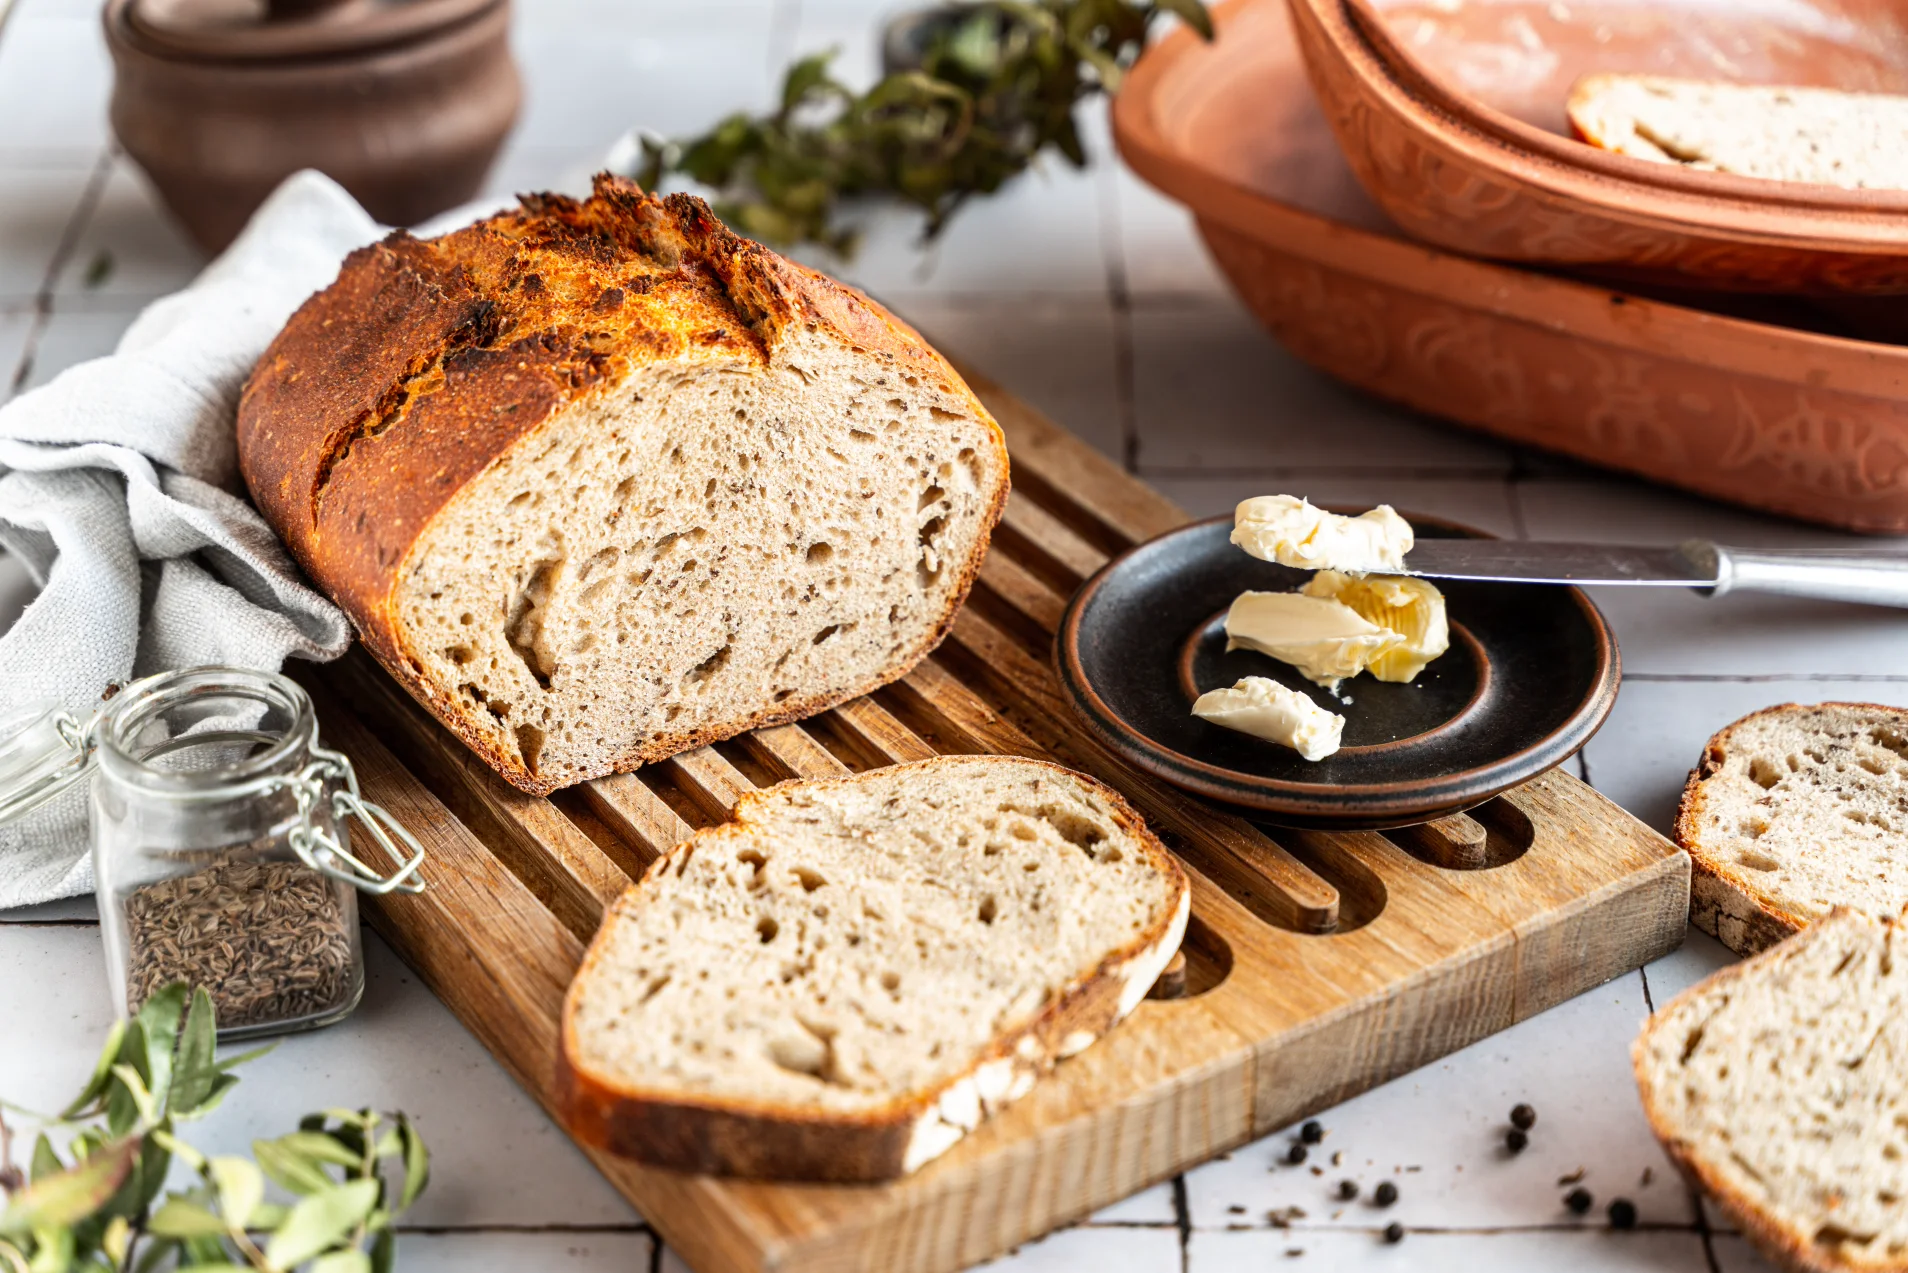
(1397, 540, 1713, 587)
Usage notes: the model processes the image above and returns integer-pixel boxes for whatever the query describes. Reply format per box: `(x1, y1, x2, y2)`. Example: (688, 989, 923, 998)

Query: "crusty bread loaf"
(556, 755, 1189, 1182)
(1675, 703, 1908, 956)
(1633, 908, 1908, 1273)
(1569, 74, 1908, 191)
(238, 175, 1009, 795)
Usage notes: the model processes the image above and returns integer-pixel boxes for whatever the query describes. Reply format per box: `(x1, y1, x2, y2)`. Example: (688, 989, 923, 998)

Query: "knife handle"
(1683, 540, 1908, 608)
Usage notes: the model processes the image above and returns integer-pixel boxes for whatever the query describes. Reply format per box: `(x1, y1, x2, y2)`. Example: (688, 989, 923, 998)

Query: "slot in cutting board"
(301, 364, 1690, 1273)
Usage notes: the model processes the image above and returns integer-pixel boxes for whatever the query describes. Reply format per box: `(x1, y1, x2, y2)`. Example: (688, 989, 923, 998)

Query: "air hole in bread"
(445, 645, 474, 666)
(849, 428, 875, 442)
(1739, 850, 1782, 872)
(1872, 729, 1908, 761)
(756, 916, 779, 943)
(793, 867, 827, 892)
(686, 643, 731, 691)
(504, 556, 563, 689)
(577, 546, 620, 583)
(516, 723, 545, 771)
(879, 970, 901, 992)
(1749, 756, 1784, 789)
(918, 484, 946, 512)
(977, 895, 997, 925)
(807, 541, 834, 565)
(813, 625, 840, 645)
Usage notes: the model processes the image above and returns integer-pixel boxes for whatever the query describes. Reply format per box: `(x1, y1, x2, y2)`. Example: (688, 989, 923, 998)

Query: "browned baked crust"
(238, 175, 1008, 794)
(1673, 702, 1904, 956)
(555, 757, 1190, 1183)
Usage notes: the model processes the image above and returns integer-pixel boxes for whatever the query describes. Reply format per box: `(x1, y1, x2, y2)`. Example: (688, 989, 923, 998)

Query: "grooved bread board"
(299, 365, 1691, 1273)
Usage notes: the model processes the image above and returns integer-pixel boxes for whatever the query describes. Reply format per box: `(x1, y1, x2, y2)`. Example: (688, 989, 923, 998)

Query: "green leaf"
(277, 1134, 362, 1170)
(263, 1179, 379, 1270)
(24, 1224, 72, 1273)
(132, 1235, 180, 1273)
(173, 1265, 254, 1272)
(60, 1021, 126, 1119)
(369, 1227, 395, 1273)
(107, 1067, 157, 1129)
(100, 1131, 171, 1221)
(252, 1138, 339, 1196)
(101, 1215, 131, 1266)
(27, 1137, 59, 1184)
(1154, 0, 1215, 39)
(166, 989, 219, 1118)
(212, 1043, 275, 1075)
(0, 1138, 140, 1237)
(151, 1129, 205, 1172)
(396, 1117, 429, 1213)
(144, 1198, 228, 1239)
(208, 1158, 263, 1230)
(173, 1074, 240, 1125)
(779, 50, 840, 114)
(310, 1252, 371, 1273)
(134, 983, 189, 1110)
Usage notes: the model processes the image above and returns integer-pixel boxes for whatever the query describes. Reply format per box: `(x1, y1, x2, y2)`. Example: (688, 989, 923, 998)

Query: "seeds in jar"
(122, 858, 354, 1029)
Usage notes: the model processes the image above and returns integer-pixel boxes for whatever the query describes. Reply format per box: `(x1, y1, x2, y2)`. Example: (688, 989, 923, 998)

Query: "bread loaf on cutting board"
(238, 175, 1009, 795)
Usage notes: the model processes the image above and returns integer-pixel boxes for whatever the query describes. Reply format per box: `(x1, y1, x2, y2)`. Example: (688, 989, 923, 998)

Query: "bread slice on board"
(1633, 908, 1908, 1273)
(238, 175, 1009, 795)
(1568, 75, 1908, 191)
(1676, 703, 1908, 955)
(556, 755, 1190, 1182)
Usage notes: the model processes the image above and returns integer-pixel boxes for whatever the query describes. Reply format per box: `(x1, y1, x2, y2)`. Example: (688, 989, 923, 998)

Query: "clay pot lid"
(115, 0, 499, 62)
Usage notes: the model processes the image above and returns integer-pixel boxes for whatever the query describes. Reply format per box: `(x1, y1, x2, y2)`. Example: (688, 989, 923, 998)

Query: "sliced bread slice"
(556, 755, 1190, 1182)
(1676, 702, 1908, 956)
(1568, 75, 1908, 191)
(1633, 908, 1908, 1273)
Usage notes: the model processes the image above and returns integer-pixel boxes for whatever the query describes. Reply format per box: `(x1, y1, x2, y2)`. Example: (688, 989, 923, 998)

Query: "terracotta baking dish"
(1110, 0, 1908, 533)
(1283, 0, 1908, 293)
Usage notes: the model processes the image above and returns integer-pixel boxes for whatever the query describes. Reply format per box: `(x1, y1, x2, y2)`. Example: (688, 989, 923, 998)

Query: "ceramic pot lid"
(117, 0, 501, 62)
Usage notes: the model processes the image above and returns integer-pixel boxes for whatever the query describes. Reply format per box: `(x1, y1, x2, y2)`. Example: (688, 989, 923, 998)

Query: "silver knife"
(1400, 539, 1908, 608)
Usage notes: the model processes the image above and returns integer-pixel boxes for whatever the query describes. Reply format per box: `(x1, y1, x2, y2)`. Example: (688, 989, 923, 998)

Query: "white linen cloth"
(0, 172, 402, 907)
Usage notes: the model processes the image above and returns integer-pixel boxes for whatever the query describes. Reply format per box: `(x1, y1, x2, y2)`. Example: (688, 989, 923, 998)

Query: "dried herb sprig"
(0, 984, 429, 1273)
(634, 0, 1213, 253)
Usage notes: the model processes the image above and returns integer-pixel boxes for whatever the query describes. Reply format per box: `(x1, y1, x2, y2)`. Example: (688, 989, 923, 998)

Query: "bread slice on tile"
(1675, 703, 1908, 955)
(1633, 908, 1908, 1273)
(238, 175, 1009, 795)
(556, 755, 1189, 1182)
(1568, 75, 1908, 190)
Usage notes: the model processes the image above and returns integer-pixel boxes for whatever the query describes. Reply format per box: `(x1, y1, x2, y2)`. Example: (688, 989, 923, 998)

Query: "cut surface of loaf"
(1676, 703, 1908, 956)
(1634, 909, 1908, 1273)
(238, 175, 1008, 794)
(1568, 74, 1908, 191)
(557, 755, 1190, 1181)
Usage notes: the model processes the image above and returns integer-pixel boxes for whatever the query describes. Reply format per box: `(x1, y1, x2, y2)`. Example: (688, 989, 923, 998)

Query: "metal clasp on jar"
(277, 743, 426, 896)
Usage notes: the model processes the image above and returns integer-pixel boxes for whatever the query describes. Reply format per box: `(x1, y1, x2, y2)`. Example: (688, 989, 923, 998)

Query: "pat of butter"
(1302, 572, 1450, 683)
(1224, 591, 1401, 691)
(1232, 495, 1413, 574)
(1191, 676, 1345, 761)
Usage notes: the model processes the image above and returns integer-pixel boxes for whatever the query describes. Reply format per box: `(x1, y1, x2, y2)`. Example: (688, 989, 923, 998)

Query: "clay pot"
(1111, 0, 1908, 532)
(106, 0, 521, 252)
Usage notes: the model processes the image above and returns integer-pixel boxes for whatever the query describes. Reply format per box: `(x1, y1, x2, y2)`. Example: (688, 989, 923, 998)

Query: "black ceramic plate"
(1055, 512, 1620, 828)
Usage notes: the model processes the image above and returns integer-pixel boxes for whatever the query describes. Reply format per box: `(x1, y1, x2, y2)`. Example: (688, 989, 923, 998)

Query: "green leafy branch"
(634, 0, 1213, 253)
(0, 986, 429, 1273)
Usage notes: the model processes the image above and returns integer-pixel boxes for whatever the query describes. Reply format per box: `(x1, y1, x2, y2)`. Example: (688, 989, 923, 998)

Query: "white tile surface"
(1190, 1226, 1714, 1271)
(1145, 475, 1520, 536)
(19, 302, 138, 390)
(0, 19, 111, 160)
(0, 306, 37, 396)
(980, 1223, 1186, 1271)
(50, 156, 204, 302)
(0, 162, 98, 302)
(395, 1230, 656, 1271)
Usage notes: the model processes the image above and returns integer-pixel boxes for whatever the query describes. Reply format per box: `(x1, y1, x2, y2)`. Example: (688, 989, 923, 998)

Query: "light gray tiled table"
(3, 2, 1905, 1270)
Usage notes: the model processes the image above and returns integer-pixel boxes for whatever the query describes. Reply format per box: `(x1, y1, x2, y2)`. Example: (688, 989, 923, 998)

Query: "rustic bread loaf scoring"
(557, 755, 1190, 1182)
(1633, 908, 1908, 1273)
(238, 176, 1009, 794)
(1675, 703, 1908, 956)
(1568, 75, 1908, 191)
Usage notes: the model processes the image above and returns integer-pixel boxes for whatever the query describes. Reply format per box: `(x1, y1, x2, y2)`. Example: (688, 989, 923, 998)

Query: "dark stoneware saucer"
(1055, 512, 1620, 829)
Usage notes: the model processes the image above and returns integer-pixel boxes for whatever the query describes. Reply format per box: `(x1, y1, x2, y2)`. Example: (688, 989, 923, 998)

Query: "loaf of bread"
(557, 755, 1189, 1181)
(238, 176, 1010, 794)
(1675, 702, 1908, 956)
(1568, 74, 1908, 191)
(1633, 908, 1908, 1273)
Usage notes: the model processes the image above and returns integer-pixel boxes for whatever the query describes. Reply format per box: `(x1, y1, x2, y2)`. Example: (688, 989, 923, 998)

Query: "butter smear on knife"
(1192, 676, 1346, 760)
(1232, 495, 1413, 574)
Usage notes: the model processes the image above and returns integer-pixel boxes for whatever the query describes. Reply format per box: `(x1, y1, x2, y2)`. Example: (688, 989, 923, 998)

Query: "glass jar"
(0, 667, 425, 1040)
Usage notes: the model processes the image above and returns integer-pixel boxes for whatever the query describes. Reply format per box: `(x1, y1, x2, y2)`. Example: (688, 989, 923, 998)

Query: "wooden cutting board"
(299, 365, 1689, 1273)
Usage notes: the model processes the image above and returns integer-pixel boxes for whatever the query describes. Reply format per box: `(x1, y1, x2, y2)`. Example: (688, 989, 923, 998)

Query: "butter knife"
(1399, 539, 1908, 608)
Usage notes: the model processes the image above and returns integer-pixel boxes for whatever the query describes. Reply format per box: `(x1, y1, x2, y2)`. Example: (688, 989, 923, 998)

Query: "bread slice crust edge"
(1675, 701, 1903, 956)
(554, 756, 1191, 1182)
(238, 176, 1010, 796)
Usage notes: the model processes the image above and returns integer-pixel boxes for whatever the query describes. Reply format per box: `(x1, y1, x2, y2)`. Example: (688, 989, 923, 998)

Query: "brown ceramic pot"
(1112, 0, 1908, 533)
(106, 0, 521, 252)
(1285, 0, 1908, 294)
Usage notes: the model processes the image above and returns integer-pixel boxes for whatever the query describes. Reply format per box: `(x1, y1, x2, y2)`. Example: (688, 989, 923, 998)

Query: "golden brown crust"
(238, 175, 1008, 795)
(555, 756, 1189, 1182)
(1674, 702, 1906, 956)
(1633, 911, 1908, 1273)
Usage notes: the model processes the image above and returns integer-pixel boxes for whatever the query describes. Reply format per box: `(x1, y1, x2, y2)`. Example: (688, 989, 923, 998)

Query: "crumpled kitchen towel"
(0, 170, 392, 908)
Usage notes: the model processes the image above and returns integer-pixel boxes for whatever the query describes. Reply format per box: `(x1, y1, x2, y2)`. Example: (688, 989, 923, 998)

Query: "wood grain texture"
(312, 363, 1690, 1273)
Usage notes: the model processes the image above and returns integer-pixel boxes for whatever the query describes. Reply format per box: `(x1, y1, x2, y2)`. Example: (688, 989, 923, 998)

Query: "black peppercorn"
(1373, 1181, 1398, 1207)
(1337, 1179, 1359, 1201)
(1608, 1198, 1637, 1230)
(1565, 1187, 1594, 1215)
(1505, 1127, 1528, 1154)
(1300, 1120, 1323, 1144)
(1287, 1143, 1309, 1165)
(1383, 1222, 1404, 1244)
(1510, 1103, 1536, 1131)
